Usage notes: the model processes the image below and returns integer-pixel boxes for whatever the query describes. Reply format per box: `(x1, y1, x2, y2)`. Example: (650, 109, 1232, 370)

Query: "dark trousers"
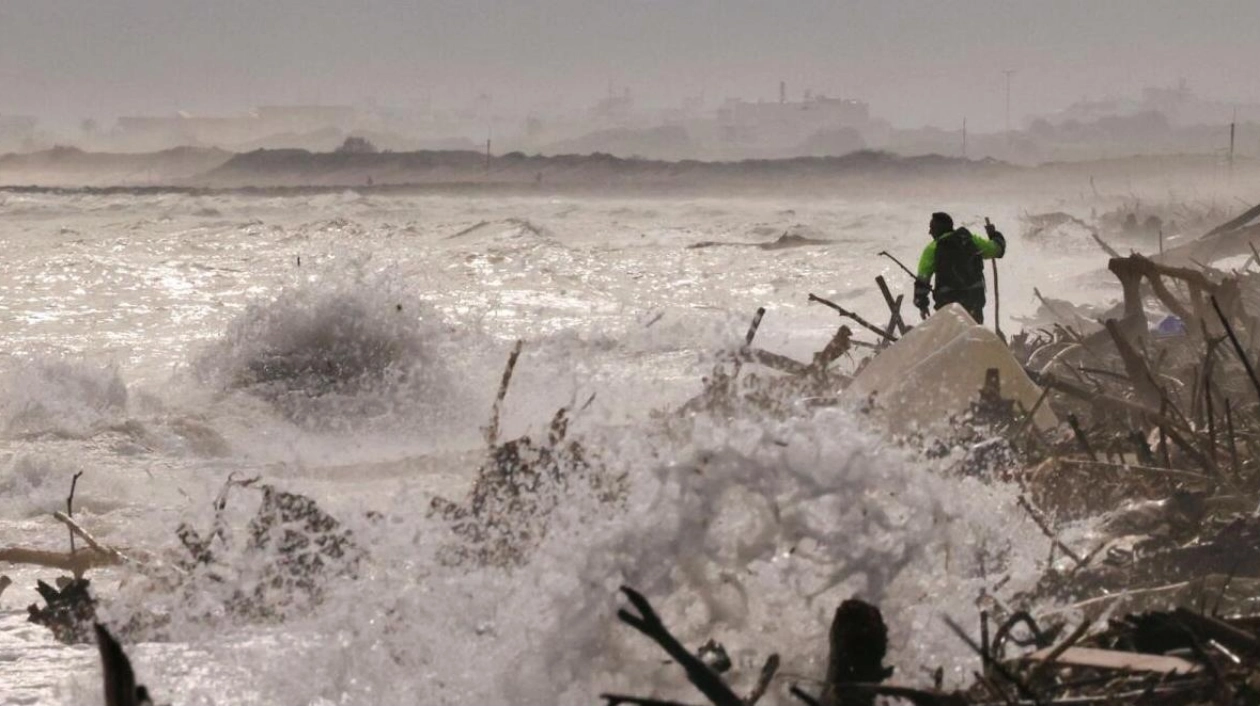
(935, 290, 986, 325)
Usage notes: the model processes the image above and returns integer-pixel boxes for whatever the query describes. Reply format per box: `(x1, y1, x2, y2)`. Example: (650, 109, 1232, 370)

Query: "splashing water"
(194, 265, 478, 433)
(87, 408, 1046, 704)
(0, 359, 128, 440)
(0, 191, 1111, 704)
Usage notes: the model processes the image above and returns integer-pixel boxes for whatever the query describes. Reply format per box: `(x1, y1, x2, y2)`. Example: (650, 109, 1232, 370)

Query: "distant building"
(116, 114, 263, 147)
(716, 94, 871, 152)
(1050, 82, 1260, 128)
(254, 105, 357, 133)
(112, 106, 364, 150)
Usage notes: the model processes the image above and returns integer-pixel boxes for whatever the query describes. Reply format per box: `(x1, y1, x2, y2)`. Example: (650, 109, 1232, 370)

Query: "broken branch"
(615, 586, 742, 706)
(807, 293, 895, 342)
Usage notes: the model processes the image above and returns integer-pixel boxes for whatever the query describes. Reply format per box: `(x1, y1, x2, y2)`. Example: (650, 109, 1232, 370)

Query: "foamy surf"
(0, 191, 1110, 703)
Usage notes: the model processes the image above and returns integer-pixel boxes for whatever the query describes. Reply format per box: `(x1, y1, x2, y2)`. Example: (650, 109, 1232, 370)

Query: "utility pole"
(1003, 69, 1015, 146)
(1229, 106, 1237, 177)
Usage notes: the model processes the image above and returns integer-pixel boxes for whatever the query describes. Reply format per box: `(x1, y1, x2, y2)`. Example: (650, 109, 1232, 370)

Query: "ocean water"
(0, 189, 1124, 704)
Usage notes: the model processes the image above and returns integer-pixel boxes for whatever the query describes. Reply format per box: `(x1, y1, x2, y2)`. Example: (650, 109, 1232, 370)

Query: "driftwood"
(485, 339, 524, 447)
(170, 473, 362, 622)
(28, 577, 96, 644)
(1203, 202, 1260, 239)
(1103, 318, 1163, 407)
(807, 293, 895, 343)
(430, 410, 610, 566)
(1212, 295, 1260, 406)
(0, 472, 130, 578)
(1158, 207, 1260, 267)
(875, 275, 909, 336)
(746, 348, 813, 377)
(1091, 230, 1122, 258)
(605, 586, 909, 706)
(245, 484, 363, 602)
(742, 325, 854, 381)
(678, 307, 859, 418)
(606, 586, 1260, 705)
(1017, 495, 1084, 565)
(609, 586, 744, 705)
(16, 471, 362, 645)
(1021, 249, 1260, 497)
(819, 599, 894, 704)
(55, 511, 130, 567)
(1107, 253, 1242, 337)
(96, 623, 152, 706)
(730, 307, 766, 381)
(0, 546, 119, 576)
(433, 343, 623, 566)
(66, 470, 83, 555)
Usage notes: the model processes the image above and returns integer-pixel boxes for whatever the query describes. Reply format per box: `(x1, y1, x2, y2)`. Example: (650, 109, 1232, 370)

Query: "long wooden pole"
(986, 218, 1005, 342)
(991, 260, 1003, 341)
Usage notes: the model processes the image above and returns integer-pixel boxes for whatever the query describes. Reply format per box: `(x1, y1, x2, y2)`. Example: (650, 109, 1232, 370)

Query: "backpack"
(933, 227, 985, 294)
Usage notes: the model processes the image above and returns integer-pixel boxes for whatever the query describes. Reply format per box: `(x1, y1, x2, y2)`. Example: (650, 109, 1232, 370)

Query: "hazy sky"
(2, 0, 1258, 131)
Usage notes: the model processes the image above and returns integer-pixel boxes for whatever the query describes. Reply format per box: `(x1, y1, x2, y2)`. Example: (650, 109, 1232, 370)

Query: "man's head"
(929, 212, 954, 237)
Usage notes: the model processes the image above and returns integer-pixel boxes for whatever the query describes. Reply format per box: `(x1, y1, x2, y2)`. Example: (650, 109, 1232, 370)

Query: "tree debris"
(96, 623, 152, 706)
(28, 577, 96, 644)
(432, 342, 626, 565)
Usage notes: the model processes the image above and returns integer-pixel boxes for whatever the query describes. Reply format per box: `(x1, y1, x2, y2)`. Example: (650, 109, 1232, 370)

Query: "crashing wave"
(154, 406, 1051, 704)
(0, 359, 128, 439)
(194, 270, 470, 430)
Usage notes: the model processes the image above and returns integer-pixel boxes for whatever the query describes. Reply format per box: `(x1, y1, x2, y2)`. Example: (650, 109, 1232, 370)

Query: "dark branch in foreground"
(615, 585, 743, 705)
(95, 623, 152, 706)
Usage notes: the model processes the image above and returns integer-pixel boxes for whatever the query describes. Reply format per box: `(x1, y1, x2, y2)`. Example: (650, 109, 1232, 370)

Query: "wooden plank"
(1202, 200, 1260, 238)
(747, 348, 812, 377)
(874, 275, 908, 335)
(1022, 646, 1200, 674)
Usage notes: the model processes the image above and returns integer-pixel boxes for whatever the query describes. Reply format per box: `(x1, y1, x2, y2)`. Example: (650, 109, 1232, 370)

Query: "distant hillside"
(224, 127, 478, 154)
(3, 145, 1256, 198)
(0, 146, 232, 187)
(538, 125, 694, 160)
(194, 148, 1016, 193)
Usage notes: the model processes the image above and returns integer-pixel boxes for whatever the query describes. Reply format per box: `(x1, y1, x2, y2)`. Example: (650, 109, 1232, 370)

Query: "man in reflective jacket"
(913, 212, 1006, 324)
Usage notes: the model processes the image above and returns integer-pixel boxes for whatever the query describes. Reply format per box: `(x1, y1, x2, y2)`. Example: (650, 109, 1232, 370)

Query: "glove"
(986, 222, 1006, 257)
(913, 280, 931, 311)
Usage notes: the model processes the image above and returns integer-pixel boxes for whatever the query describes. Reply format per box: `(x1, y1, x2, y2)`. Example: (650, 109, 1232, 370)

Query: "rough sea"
(0, 189, 1126, 703)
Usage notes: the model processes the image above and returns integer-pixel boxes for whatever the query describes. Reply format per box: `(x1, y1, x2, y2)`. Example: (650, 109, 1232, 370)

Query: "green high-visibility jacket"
(916, 227, 1005, 295)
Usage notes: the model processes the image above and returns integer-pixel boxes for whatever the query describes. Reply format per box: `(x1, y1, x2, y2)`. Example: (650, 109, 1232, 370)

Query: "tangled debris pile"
(431, 339, 628, 566)
(28, 577, 97, 644)
(7, 470, 364, 645)
(637, 201, 1260, 704)
(605, 585, 1260, 705)
(174, 474, 365, 621)
(1019, 199, 1239, 252)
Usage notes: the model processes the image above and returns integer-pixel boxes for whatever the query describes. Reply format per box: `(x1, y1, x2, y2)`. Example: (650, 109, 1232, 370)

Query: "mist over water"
(0, 189, 1140, 703)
